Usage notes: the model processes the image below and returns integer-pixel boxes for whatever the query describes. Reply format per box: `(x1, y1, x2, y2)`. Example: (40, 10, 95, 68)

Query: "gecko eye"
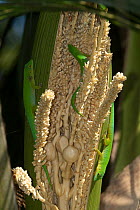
(97, 173, 103, 180)
(99, 173, 104, 179)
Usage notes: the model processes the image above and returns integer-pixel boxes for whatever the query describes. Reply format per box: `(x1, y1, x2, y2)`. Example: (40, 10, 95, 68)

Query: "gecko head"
(25, 59, 33, 70)
(94, 172, 104, 182)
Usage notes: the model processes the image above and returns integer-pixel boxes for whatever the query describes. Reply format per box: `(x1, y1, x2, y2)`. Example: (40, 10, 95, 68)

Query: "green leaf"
(87, 180, 102, 210)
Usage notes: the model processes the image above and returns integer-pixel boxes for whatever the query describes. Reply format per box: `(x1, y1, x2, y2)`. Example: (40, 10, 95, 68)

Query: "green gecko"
(94, 103, 114, 181)
(23, 60, 52, 188)
(68, 44, 89, 116)
(23, 59, 40, 140)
